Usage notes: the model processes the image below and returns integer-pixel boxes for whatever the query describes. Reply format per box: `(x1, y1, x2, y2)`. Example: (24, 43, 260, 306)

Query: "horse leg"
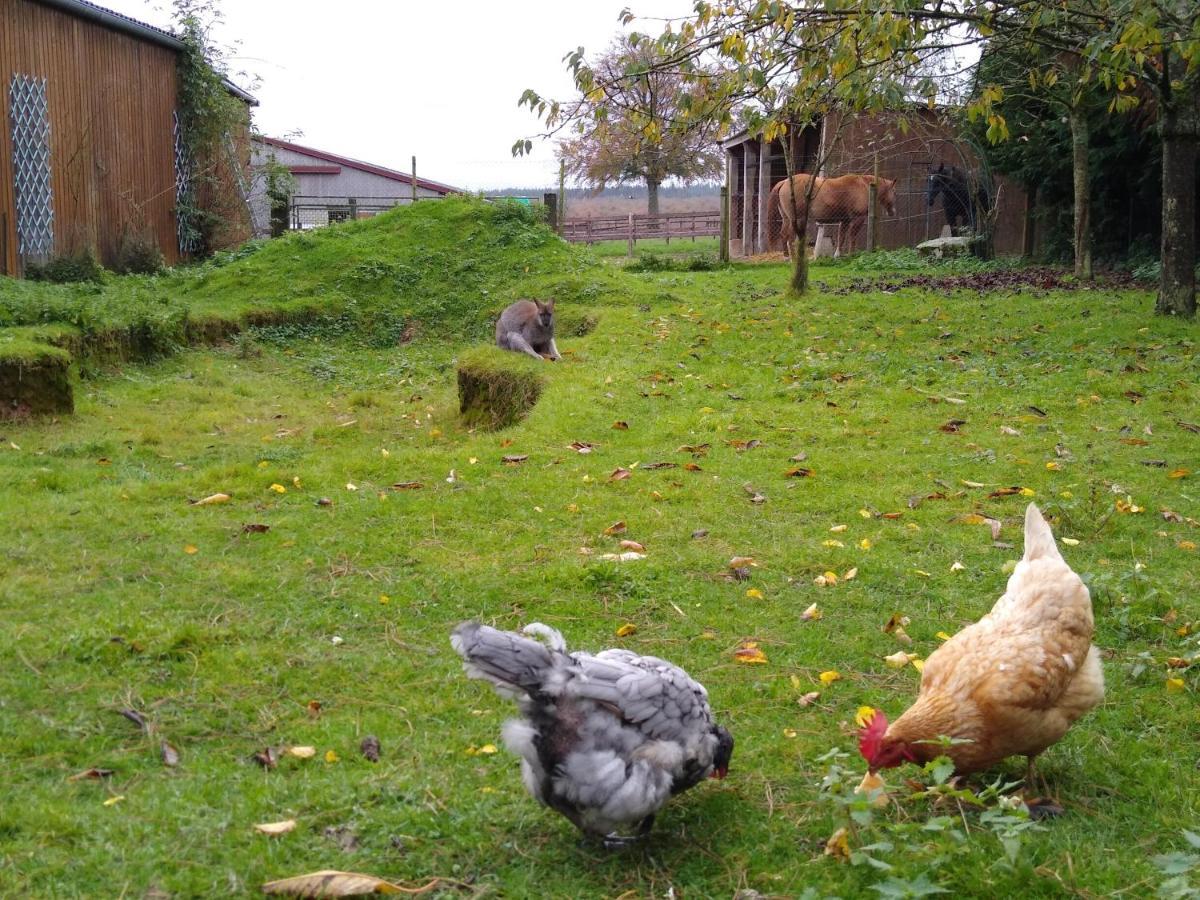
(849, 216, 865, 253)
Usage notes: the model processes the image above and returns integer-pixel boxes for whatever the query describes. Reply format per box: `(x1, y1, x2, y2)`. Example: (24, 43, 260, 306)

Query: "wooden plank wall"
(0, 0, 182, 275)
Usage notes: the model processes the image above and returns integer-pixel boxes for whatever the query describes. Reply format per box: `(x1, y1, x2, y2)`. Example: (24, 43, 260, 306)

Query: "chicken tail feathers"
(1022, 503, 1063, 563)
(451, 620, 563, 697)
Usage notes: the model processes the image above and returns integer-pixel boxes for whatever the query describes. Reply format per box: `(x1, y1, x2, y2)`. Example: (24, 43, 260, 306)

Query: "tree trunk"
(1157, 82, 1199, 318)
(1069, 105, 1092, 280)
(646, 179, 660, 217)
(1021, 183, 1038, 259)
(790, 237, 808, 293)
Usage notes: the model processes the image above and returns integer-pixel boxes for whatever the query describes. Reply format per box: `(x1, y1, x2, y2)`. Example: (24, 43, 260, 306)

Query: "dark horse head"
(928, 162, 990, 231)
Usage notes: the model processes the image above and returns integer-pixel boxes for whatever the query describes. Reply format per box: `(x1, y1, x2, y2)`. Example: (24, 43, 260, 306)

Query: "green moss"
(456, 344, 549, 430)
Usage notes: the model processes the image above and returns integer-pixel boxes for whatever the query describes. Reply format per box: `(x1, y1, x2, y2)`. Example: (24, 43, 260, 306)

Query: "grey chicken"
(451, 621, 733, 846)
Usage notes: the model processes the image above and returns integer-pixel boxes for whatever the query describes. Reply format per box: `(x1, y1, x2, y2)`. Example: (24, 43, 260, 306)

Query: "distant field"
(564, 195, 720, 219)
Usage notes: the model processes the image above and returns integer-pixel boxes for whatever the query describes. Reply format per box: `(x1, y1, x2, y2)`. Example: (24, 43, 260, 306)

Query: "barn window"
(173, 110, 200, 254)
(8, 74, 54, 260)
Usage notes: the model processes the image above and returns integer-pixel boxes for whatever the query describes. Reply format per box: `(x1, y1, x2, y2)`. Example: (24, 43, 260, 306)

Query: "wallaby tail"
(451, 621, 563, 696)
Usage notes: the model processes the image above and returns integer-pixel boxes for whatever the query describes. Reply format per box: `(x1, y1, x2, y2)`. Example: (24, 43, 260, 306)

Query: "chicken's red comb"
(857, 710, 888, 760)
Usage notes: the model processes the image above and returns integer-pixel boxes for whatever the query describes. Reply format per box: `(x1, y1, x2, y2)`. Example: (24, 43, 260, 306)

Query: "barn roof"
(33, 0, 257, 105)
(255, 137, 461, 195)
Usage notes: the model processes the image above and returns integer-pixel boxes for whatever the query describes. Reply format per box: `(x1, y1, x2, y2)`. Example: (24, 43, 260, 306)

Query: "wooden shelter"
(0, 0, 256, 276)
(722, 109, 1030, 257)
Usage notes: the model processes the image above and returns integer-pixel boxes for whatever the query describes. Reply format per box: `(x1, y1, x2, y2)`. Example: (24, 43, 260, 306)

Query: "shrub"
(25, 249, 104, 283)
(112, 233, 165, 275)
(456, 345, 547, 430)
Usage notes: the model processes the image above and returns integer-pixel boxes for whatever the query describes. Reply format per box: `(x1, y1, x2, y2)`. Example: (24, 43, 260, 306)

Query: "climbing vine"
(172, 0, 255, 256)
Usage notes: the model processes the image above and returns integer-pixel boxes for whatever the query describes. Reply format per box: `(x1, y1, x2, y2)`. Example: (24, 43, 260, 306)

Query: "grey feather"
(450, 620, 733, 841)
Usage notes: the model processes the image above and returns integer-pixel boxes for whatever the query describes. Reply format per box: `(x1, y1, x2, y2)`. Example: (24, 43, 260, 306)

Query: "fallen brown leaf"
(603, 521, 627, 536)
(67, 767, 115, 782)
(612, 421, 629, 431)
(641, 461, 676, 470)
(939, 420, 967, 433)
(360, 735, 381, 763)
(252, 747, 278, 769)
(262, 870, 444, 897)
(619, 540, 646, 552)
(161, 741, 180, 768)
(609, 467, 632, 481)
(501, 455, 528, 465)
(784, 467, 813, 478)
(391, 481, 424, 491)
(241, 523, 270, 535)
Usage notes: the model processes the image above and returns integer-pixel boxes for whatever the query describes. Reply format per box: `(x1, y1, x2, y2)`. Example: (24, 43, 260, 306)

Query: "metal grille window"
(8, 74, 54, 260)
(173, 110, 200, 254)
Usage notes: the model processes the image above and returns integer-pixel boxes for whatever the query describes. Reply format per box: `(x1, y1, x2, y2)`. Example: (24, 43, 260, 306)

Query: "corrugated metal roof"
(32, 0, 257, 105)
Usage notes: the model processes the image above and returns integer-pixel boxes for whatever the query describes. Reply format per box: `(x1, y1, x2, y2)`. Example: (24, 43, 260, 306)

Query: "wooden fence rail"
(560, 210, 721, 250)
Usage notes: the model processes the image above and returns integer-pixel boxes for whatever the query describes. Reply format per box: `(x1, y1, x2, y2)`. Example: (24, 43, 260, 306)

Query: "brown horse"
(771, 174, 897, 257)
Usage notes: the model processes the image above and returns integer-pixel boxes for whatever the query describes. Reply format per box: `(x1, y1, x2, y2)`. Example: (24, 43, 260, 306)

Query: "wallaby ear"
(543, 298, 555, 312)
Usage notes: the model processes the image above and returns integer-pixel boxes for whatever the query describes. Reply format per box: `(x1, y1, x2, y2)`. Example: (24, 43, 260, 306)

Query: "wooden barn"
(722, 108, 1031, 257)
(0, 0, 256, 276)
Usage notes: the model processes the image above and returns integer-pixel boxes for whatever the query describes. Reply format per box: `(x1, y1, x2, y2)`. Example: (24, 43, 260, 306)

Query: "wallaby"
(495, 299, 560, 361)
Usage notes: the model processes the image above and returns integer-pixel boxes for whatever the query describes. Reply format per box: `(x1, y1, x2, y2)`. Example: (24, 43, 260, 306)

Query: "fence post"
(348, 197, 358, 221)
(627, 213, 635, 257)
(719, 186, 730, 262)
(543, 192, 558, 232)
(866, 182, 878, 252)
(411, 156, 418, 203)
(558, 160, 566, 222)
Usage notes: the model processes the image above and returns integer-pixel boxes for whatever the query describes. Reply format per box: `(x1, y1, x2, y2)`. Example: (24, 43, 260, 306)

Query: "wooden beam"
(741, 143, 757, 258)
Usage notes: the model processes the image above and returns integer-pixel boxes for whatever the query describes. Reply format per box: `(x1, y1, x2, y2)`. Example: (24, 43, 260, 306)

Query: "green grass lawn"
(588, 236, 720, 259)
(1, 221, 1198, 897)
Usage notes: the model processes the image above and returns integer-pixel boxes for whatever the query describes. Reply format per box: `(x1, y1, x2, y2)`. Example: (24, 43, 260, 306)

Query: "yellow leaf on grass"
(823, 539, 845, 548)
(184, 545, 199, 555)
(819, 670, 840, 685)
(910, 657, 926, 673)
(824, 826, 850, 860)
(728, 556, 758, 569)
(324, 750, 339, 763)
(1179, 541, 1197, 551)
(255, 819, 297, 836)
(1061, 537, 1080, 546)
(936, 631, 953, 641)
(843, 567, 858, 581)
(746, 588, 764, 600)
(1169, 468, 1191, 479)
(477, 744, 498, 754)
(1046, 461, 1060, 470)
(190, 492, 231, 506)
(379, 594, 390, 604)
(859, 538, 872, 550)
(286, 746, 316, 759)
(855, 771, 891, 807)
(616, 623, 637, 637)
(884, 650, 912, 669)
(1167, 677, 1185, 692)
(734, 642, 768, 665)
(1019, 487, 1036, 497)
(269, 483, 287, 494)
(858, 508, 873, 519)
(345, 483, 358, 492)
(830, 524, 848, 533)
(103, 795, 125, 807)
(801, 602, 822, 621)
(783, 728, 798, 738)
(855, 706, 876, 727)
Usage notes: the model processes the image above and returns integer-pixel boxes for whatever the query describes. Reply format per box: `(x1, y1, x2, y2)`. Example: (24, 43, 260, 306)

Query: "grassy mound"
(0, 198, 613, 413)
(457, 345, 548, 429)
(0, 331, 74, 417)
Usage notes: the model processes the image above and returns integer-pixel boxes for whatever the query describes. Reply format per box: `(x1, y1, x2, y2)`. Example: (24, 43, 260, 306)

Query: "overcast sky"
(99, 0, 694, 190)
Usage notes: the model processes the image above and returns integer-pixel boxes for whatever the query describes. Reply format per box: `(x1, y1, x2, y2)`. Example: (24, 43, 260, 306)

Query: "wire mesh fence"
(287, 195, 445, 230)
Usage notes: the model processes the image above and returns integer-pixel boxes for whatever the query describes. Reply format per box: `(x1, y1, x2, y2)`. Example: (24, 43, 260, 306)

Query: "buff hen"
(860, 503, 1104, 786)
